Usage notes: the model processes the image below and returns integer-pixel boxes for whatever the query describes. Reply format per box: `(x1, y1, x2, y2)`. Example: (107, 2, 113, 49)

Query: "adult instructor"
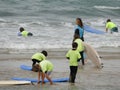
(74, 18, 84, 41)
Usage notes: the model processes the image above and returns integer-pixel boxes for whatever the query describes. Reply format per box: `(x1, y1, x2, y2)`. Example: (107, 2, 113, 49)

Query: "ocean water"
(0, 0, 120, 53)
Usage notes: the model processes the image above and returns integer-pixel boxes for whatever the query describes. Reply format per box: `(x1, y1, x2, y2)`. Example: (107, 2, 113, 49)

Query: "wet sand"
(0, 48, 120, 90)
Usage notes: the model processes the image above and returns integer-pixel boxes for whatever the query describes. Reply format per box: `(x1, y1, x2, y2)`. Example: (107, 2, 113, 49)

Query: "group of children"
(20, 18, 118, 85)
(18, 18, 118, 37)
(31, 50, 53, 85)
(65, 18, 119, 84)
(29, 18, 85, 85)
(66, 18, 85, 84)
(31, 41, 84, 85)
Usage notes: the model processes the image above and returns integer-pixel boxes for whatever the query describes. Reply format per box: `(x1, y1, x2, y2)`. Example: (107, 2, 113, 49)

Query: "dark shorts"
(111, 27, 118, 33)
(32, 59, 40, 63)
(28, 32, 33, 36)
(32, 59, 41, 66)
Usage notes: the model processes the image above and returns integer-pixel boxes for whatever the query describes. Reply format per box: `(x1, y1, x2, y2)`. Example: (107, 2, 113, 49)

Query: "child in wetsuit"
(106, 19, 118, 34)
(19, 27, 33, 36)
(66, 42, 81, 83)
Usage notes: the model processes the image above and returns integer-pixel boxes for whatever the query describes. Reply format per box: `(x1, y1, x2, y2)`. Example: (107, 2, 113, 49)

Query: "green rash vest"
(66, 50, 81, 66)
(39, 60, 53, 73)
(74, 39, 84, 52)
(106, 22, 117, 30)
(21, 31, 29, 37)
(31, 53, 46, 62)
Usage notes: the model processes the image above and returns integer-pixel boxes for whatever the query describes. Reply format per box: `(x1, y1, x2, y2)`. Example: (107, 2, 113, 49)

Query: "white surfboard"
(83, 42, 103, 68)
(0, 80, 31, 86)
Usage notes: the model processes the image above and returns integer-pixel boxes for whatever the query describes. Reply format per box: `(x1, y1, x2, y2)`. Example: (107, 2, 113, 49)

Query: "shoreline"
(0, 47, 120, 89)
(0, 47, 119, 60)
(0, 56, 120, 89)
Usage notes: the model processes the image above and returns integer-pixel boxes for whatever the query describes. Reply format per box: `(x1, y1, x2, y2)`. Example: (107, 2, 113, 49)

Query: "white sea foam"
(0, 17, 119, 52)
(94, 6, 120, 10)
(0, 14, 119, 54)
(0, 18, 6, 22)
(61, 22, 74, 28)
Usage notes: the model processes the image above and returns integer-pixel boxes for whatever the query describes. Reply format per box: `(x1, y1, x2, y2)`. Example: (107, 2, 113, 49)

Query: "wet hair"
(28, 32, 33, 36)
(107, 19, 111, 22)
(76, 18, 83, 28)
(41, 50, 48, 57)
(19, 27, 24, 32)
(72, 42, 78, 49)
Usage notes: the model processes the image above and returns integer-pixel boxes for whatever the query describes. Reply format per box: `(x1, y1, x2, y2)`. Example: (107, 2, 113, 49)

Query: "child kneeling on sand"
(34, 60, 54, 85)
(66, 42, 81, 83)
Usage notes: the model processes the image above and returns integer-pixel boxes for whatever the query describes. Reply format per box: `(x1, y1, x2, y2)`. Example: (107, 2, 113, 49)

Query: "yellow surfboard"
(0, 80, 31, 86)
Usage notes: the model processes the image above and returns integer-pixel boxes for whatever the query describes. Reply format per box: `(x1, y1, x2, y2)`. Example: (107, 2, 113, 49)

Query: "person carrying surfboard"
(34, 60, 53, 85)
(18, 27, 33, 36)
(73, 33, 85, 65)
(74, 18, 84, 41)
(66, 42, 81, 83)
(31, 50, 48, 69)
(106, 19, 118, 34)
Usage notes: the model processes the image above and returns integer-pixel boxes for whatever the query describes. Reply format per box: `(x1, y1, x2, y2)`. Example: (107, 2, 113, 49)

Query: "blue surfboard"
(20, 65, 32, 71)
(11, 77, 69, 83)
(18, 65, 69, 83)
(84, 25, 105, 34)
(17, 32, 22, 36)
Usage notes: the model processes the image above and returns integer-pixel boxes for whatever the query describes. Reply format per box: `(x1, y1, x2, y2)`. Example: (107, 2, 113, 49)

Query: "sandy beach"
(0, 0, 120, 89)
(0, 47, 120, 90)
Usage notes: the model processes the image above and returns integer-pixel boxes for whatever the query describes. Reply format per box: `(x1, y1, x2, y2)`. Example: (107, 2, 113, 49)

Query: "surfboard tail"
(84, 25, 105, 34)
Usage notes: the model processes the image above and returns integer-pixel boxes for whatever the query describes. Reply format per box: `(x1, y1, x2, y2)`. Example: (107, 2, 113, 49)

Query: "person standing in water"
(74, 18, 84, 41)
(66, 42, 81, 84)
(106, 19, 118, 34)
(73, 33, 85, 65)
